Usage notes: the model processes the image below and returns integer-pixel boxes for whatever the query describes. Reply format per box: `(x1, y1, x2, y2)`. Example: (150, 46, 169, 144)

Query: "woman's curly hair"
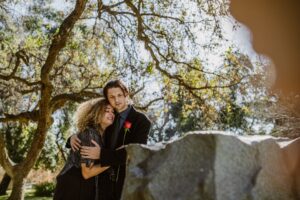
(74, 98, 110, 132)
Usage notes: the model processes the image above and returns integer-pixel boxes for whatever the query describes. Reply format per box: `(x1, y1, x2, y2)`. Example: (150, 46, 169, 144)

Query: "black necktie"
(110, 113, 120, 149)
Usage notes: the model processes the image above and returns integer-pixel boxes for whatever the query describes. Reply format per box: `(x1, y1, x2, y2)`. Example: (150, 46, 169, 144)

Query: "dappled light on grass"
(0, 189, 52, 200)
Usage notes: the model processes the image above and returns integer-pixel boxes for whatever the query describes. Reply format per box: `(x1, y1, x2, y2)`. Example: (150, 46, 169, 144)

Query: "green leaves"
(146, 62, 154, 74)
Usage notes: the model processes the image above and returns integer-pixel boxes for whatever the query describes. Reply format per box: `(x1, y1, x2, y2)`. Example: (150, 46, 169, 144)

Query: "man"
(68, 79, 152, 200)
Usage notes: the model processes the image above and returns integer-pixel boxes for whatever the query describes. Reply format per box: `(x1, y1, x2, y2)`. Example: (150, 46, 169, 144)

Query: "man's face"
(107, 87, 128, 113)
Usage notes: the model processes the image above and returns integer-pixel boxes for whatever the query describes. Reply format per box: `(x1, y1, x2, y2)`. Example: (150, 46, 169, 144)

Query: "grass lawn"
(0, 189, 52, 200)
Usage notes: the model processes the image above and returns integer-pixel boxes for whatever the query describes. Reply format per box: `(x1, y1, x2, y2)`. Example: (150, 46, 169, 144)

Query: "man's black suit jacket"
(99, 106, 151, 200)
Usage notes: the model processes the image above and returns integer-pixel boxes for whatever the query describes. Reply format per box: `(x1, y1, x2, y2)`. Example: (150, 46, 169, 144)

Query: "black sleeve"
(100, 115, 151, 166)
(130, 116, 151, 144)
(78, 130, 95, 167)
(65, 137, 71, 148)
(100, 148, 127, 166)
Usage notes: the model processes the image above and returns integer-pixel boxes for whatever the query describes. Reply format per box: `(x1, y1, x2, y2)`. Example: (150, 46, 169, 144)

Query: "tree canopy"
(0, 0, 295, 199)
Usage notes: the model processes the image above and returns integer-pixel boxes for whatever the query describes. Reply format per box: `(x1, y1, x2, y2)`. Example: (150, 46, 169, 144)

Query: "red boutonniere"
(116, 120, 132, 182)
(123, 120, 132, 144)
(124, 120, 132, 132)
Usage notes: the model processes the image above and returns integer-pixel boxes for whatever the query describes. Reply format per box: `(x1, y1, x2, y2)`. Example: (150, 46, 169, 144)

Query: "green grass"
(0, 189, 52, 200)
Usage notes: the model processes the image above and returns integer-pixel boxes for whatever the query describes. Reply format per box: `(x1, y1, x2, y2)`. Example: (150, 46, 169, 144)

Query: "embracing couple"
(53, 79, 152, 200)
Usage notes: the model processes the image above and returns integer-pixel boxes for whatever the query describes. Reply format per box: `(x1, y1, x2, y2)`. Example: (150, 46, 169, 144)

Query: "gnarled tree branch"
(0, 111, 39, 123)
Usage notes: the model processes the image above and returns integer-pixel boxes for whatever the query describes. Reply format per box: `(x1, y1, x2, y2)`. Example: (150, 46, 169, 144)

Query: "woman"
(53, 98, 114, 200)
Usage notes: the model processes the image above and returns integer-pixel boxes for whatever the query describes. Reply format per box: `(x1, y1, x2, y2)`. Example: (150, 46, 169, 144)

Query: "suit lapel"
(124, 106, 136, 125)
(115, 107, 137, 147)
(104, 124, 114, 148)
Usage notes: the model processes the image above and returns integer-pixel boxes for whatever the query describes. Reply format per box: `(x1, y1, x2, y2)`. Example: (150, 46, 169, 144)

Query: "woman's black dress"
(53, 125, 103, 200)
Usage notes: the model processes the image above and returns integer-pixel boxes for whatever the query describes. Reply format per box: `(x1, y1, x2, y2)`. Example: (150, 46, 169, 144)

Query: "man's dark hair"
(103, 79, 129, 99)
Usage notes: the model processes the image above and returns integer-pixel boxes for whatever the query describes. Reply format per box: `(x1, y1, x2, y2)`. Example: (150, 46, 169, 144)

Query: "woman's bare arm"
(81, 163, 110, 179)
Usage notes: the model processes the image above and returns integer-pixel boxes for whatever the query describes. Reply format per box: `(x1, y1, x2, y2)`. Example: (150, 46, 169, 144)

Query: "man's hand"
(70, 134, 81, 151)
(116, 145, 125, 150)
(80, 140, 101, 160)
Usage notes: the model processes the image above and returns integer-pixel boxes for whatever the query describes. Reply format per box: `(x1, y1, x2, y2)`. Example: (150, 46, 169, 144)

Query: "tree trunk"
(0, 1, 88, 199)
(8, 176, 25, 200)
(0, 173, 11, 195)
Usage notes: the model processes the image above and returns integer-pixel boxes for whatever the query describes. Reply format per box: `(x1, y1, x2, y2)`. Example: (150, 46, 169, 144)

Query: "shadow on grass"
(0, 189, 52, 200)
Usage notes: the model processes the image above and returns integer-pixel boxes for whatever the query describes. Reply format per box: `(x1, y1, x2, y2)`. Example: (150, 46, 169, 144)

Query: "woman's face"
(99, 104, 115, 129)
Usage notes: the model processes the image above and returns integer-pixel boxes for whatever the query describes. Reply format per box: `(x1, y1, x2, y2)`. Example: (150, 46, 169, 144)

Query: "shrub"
(33, 182, 55, 197)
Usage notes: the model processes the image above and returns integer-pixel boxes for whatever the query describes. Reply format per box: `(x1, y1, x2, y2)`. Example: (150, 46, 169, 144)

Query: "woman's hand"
(80, 140, 100, 160)
(70, 134, 81, 151)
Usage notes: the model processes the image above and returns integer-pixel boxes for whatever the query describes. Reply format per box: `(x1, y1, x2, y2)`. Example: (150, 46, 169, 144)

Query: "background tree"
(149, 47, 267, 142)
(269, 94, 300, 138)
(0, 1, 106, 199)
(251, 92, 300, 139)
(0, 122, 58, 195)
(0, 123, 30, 196)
